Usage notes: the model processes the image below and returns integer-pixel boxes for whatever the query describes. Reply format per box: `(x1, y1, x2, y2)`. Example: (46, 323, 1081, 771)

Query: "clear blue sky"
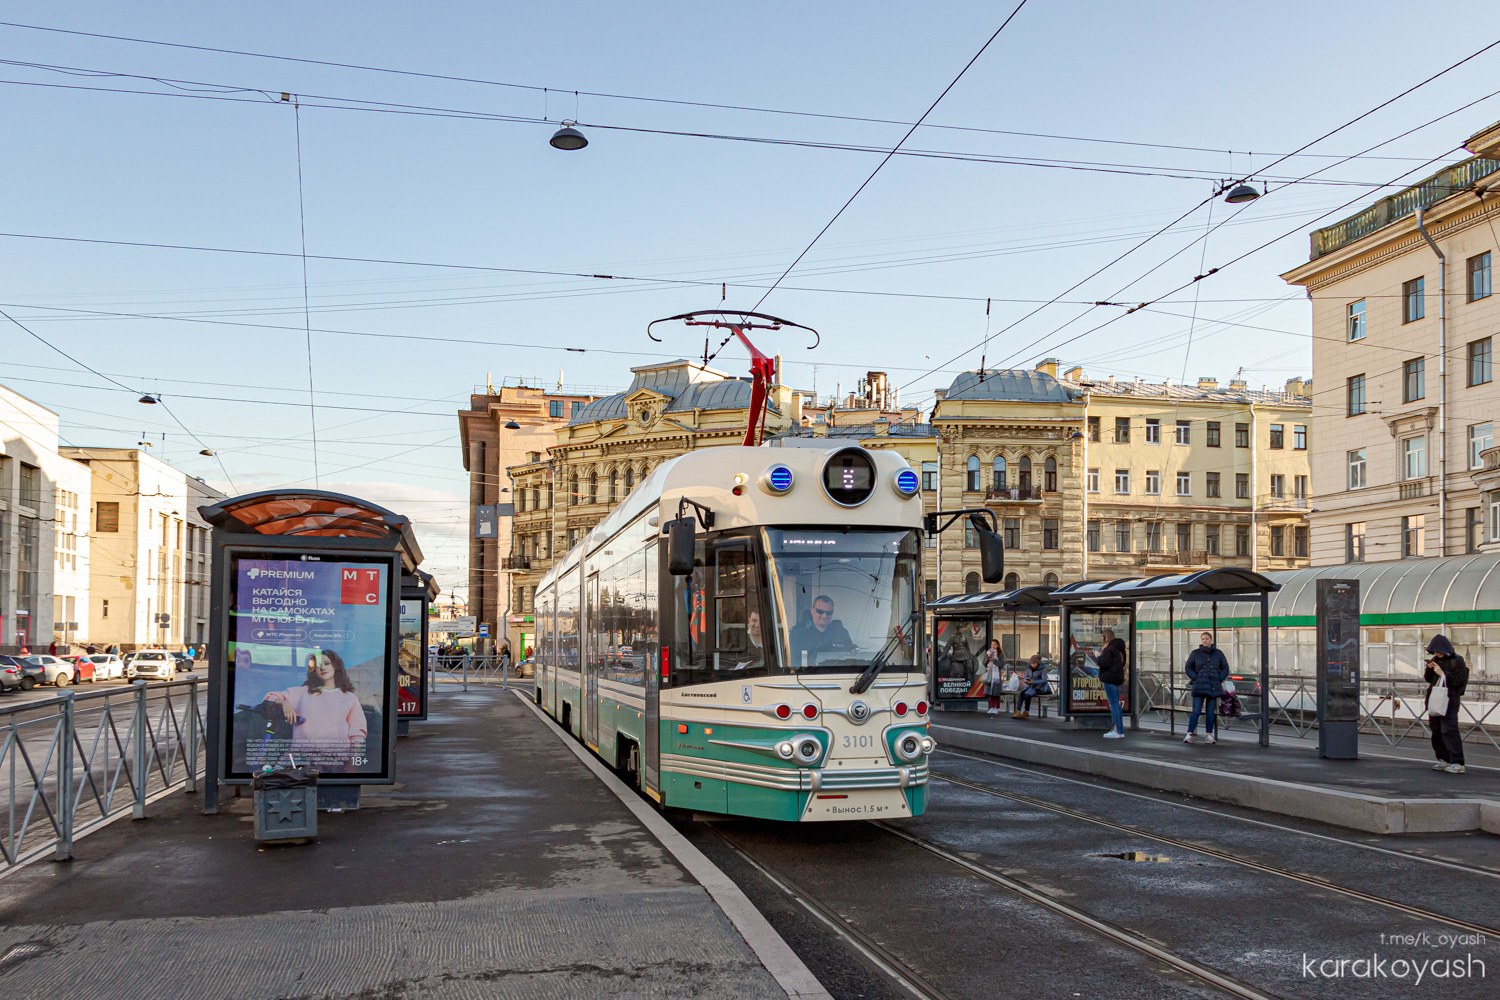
(4, 2, 1497, 595)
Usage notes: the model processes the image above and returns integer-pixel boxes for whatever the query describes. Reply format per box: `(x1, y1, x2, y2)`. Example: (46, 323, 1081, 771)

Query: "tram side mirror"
(667, 518, 696, 576)
(975, 520, 1005, 584)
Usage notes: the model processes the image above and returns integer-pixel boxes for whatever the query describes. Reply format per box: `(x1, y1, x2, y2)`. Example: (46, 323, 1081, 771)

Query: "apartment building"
(1, 385, 92, 652)
(1282, 120, 1500, 563)
(930, 362, 1312, 595)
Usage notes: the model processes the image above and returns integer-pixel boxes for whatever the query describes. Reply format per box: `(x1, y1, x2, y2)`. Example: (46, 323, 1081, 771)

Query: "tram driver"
(789, 594, 855, 666)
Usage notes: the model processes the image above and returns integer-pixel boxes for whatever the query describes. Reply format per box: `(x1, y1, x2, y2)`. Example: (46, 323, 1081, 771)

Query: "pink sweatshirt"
(265, 685, 367, 745)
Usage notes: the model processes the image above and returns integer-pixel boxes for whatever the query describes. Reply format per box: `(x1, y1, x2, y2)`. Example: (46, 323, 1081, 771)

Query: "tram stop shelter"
(399, 568, 440, 728)
(929, 587, 1060, 708)
(199, 490, 424, 813)
(1051, 569, 1280, 745)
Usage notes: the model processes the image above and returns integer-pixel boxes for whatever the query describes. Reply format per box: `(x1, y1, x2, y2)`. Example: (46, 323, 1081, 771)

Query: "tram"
(533, 443, 938, 821)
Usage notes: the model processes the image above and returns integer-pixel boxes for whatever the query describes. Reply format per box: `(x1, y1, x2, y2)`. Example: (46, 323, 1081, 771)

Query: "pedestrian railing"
(0, 677, 205, 874)
(1135, 671, 1500, 753)
(430, 655, 517, 688)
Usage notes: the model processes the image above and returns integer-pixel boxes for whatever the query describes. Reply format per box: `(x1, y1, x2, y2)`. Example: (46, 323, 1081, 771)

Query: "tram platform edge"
(513, 689, 835, 1000)
(931, 713, 1500, 837)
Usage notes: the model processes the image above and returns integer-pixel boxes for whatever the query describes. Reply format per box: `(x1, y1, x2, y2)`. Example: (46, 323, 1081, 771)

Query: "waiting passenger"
(1184, 632, 1229, 744)
(1425, 634, 1469, 774)
(788, 595, 853, 666)
(1013, 655, 1048, 718)
(982, 640, 1005, 715)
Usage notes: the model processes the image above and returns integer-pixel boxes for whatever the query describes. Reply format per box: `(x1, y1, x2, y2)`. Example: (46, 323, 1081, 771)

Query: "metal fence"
(1, 677, 205, 873)
(430, 655, 522, 689)
(1137, 670, 1500, 753)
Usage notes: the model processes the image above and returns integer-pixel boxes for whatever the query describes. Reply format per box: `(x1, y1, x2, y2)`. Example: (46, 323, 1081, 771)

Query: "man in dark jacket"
(1424, 634, 1469, 773)
(1097, 629, 1127, 738)
(1184, 632, 1230, 744)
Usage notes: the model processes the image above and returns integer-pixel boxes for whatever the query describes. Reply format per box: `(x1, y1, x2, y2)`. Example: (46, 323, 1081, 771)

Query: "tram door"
(643, 541, 661, 797)
(584, 572, 600, 748)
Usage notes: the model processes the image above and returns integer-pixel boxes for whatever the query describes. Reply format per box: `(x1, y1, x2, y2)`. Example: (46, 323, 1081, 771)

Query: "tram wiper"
(849, 609, 921, 695)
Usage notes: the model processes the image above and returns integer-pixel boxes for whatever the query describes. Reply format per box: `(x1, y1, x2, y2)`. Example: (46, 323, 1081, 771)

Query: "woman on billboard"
(264, 649, 368, 770)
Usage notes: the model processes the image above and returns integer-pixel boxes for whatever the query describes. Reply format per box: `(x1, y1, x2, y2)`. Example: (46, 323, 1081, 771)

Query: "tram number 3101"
(841, 734, 878, 749)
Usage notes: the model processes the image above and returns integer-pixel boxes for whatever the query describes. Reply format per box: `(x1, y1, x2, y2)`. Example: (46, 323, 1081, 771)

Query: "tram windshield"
(764, 528, 920, 674)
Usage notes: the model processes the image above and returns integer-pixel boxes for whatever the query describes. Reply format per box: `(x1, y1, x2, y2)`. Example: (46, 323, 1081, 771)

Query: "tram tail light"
(802, 703, 819, 720)
(775, 704, 792, 720)
(894, 701, 908, 717)
(915, 700, 929, 716)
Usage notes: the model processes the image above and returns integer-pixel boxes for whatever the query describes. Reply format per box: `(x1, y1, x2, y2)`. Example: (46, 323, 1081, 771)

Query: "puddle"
(0, 941, 53, 968)
(1089, 851, 1172, 863)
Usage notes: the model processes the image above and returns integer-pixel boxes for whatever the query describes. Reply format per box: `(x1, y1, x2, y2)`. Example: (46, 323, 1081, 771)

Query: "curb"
(514, 690, 834, 1000)
(933, 723, 1499, 836)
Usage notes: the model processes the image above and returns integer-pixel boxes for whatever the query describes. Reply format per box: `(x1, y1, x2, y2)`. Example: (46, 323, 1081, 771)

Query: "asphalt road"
(680, 746, 1500, 1000)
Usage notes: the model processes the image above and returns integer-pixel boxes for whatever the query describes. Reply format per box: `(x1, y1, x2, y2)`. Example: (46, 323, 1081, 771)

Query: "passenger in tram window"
(789, 594, 854, 666)
(729, 610, 767, 672)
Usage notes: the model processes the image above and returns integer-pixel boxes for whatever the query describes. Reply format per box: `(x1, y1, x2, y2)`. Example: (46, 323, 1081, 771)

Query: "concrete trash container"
(252, 766, 319, 842)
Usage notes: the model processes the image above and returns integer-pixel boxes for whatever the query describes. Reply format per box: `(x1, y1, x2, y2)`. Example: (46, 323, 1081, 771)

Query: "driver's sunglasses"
(812, 607, 833, 618)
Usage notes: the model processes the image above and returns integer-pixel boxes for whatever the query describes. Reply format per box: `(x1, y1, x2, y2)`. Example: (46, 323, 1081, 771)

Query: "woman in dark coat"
(1184, 632, 1230, 744)
(1424, 634, 1469, 774)
(1097, 629, 1127, 738)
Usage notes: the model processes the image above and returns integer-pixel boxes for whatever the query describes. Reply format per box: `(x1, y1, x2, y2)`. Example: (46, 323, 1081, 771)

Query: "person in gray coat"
(1184, 632, 1230, 744)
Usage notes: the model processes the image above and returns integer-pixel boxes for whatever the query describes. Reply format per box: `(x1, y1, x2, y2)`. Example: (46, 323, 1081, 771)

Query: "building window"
(1348, 448, 1367, 489)
(1269, 424, 1284, 449)
(1087, 520, 1101, 552)
(588, 472, 598, 504)
(1116, 522, 1132, 552)
(966, 455, 981, 492)
(1145, 418, 1160, 444)
(549, 400, 563, 418)
(1003, 518, 1021, 549)
(964, 572, 980, 595)
(1043, 519, 1059, 550)
(18, 463, 39, 508)
(1295, 525, 1309, 558)
(1402, 514, 1426, 557)
(1347, 299, 1367, 341)
(1270, 525, 1285, 557)
(1088, 416, 1100, 442)
(1471, 337, 1493, 386)
(1205, 524, 1220, 555)
(101, 599, 109, 619)
(1003, 572, 1020, 591)
(96, 501, 120, 532)
(1115, 469, 1130, 494)
(1403, 358, 1425, 402)
(1235, 423, 1249, 448)
(1018, 456, 1033, 491)
(1206, 421, 1221, 447)
(1469, 422, 1493, 470)
(1468, 251, 1492, 301)
(925, 579, 938, 603)
(1043, 573, 1059, 588)
(1294, 475, 1308, 499)
(1176, 471, 1191, 496)
(1235, 524, 1250, 556)
(992, 456, 1006, 491)
(1403, 277, 1425, 323)
(963, 522, 978, 549)
(1346, 374, 1366, 416)
(1115, 417, 1130, 443)
(1491, 495, 1500, 543)
(1086, 468, 1100, 493)
(1145, 470, 1161, 495)
(1235, 473, 1249, 499)
(922, 461, 937, 491)
(1145, 522, 1162, 551)
(1044, 456, 1057, 492)
(1270, 474, 1285, 498)
(570, 475, 579, 504)
(1176, 523, 1191, 552)
(1346, 522, 1366, 563)
(1293, 425, 1307, 450)
(1175, 420, 1191, 445)
(1403, 436, 1426, 480)
(1466, 508, 1482, 554)
(1206, 472, 1221, 498)
(572, 401, 585, 416)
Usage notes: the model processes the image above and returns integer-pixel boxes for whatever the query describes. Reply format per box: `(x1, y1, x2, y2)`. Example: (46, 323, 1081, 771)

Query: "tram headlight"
(793, 735, 822, 764)
(775, 740, 796, 760)
(895, 732, 925, 762)
(921, 736, 935, 754)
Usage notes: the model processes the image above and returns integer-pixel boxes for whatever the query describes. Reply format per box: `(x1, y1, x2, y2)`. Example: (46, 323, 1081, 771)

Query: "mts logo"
(340, 567, 382, 606)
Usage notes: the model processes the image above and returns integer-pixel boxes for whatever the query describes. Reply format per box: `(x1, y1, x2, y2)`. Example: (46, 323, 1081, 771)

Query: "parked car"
(85, 654, 126, 681)
(126, 650, 176, 681)
(60, 654, 96, 683)
(1, 654, 39, 690)
(0, 655, 25, 692)
(24, 654, 77, 686)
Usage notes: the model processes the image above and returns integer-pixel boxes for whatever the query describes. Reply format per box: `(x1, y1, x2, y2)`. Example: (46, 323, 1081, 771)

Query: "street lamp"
(138, 393, 158, 404)
(199, 448, 214, 457)
(504, 418, 521, 429)
(549, 122, 588, 151)
(1223, 182, 1261, 204)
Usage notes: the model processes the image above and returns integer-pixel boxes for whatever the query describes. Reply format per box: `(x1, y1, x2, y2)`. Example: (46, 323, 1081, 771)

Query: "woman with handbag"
(1424, 634, 1469, 774)
(982, 640, 1005, 715)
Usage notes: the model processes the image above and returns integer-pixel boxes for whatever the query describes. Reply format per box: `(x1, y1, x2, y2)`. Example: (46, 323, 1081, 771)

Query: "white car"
(86, 654, 126, 681)
(24, 655, 76, 686)
(126, 650, 176, 681)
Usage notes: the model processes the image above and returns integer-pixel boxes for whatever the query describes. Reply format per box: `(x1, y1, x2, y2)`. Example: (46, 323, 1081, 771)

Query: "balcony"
(1261, 493, 1309, 510)
(502, 556, 531, 571)
(985, 486, 1046, 502)
(1311, 155, 1500, 258)
(1135, 550, 1211, 568)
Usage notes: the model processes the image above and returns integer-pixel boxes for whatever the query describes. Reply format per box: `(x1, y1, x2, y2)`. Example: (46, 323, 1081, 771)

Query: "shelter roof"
(1052, 568, 1279, 605)
(928, 586, 1059, 615)
(199, 490, 423, 569)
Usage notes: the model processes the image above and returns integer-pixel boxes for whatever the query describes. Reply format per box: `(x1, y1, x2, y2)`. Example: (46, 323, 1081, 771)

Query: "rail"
(1, 677, 205, 873)
(1135, 671, 1500, 753)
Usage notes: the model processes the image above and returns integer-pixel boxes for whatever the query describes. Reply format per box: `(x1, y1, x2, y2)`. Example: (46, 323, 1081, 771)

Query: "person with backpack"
(1424, 634, 1468, 774)
(1184, 632, 1230, 744)
(1097, 628, 1127, 738)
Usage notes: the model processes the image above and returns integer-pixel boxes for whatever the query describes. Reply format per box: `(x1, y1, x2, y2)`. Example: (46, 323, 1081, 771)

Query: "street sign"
(429, 615, 476, 636)
(478, 624, 490, 637)
(474, 505, 498, 538)
(156, 613, 171, 626)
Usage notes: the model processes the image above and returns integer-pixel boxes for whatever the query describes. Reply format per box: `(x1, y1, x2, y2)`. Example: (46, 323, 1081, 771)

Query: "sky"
(4, 2, 1499, 599)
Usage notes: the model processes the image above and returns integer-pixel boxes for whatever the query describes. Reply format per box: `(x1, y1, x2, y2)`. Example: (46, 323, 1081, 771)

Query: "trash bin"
(252, 766, 319, 843)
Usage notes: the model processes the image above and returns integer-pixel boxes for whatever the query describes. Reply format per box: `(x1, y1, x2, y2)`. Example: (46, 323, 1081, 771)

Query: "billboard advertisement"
(398, 596, 428, 719)
(225, 554, 395, 781)
(1065, 608, 1130, 715)
(933, 617, 987, 701)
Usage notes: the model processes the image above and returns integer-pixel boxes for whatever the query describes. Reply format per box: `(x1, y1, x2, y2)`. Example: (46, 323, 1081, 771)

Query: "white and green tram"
(533, 444, 937, 821)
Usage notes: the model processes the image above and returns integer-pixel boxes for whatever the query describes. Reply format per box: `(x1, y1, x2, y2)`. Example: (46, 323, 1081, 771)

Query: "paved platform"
(0, 688, 812, 1000)
(932, 710, 1500, 836)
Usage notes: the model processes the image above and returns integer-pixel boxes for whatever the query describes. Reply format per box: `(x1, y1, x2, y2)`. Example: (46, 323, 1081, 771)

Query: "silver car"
(24, 655, 76, 686)
(126, 650, 176, 681)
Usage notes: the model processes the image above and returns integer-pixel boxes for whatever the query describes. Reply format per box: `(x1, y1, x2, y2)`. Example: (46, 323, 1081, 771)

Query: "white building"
(1, 385, 92, 652)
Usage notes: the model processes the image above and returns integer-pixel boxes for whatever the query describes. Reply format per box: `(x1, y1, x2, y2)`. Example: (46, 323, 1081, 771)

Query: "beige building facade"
(1282, 122, 1500, 564)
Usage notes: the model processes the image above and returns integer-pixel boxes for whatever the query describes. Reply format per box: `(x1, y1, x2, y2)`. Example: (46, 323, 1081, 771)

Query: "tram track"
(929, 765, 1500, 939)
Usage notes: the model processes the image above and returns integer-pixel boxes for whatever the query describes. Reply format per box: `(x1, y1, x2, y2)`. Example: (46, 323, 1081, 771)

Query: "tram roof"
(928, 587, 1059, 615)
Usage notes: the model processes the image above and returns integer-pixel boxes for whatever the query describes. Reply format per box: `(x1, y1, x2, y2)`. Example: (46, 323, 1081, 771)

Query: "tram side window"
(598, 547, 647, 687)
(557, 569, 581, 672)
(670, 533, 776, 685)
